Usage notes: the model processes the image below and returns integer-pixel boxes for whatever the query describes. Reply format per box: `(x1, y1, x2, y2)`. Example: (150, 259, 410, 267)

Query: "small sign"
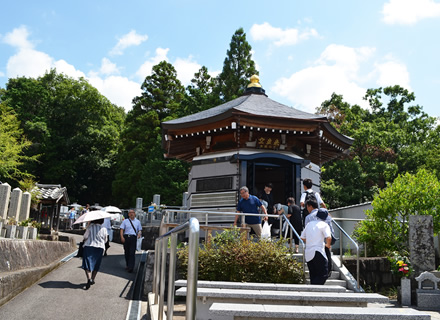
(148, 206, 155, 213)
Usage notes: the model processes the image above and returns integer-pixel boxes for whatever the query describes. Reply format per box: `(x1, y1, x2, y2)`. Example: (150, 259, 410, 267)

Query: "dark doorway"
(246, 159, 295, 205)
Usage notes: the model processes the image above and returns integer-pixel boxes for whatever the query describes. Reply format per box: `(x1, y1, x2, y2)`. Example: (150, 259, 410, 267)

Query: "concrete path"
(0, 232, 142, 320)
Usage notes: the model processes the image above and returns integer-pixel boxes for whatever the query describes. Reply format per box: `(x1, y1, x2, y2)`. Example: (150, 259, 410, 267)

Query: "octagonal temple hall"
(162, 75, 353, 219)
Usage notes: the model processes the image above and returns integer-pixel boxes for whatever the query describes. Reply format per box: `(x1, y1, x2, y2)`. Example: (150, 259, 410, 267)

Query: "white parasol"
(102, 206, 122, 213)
(74, 210, 111, 224)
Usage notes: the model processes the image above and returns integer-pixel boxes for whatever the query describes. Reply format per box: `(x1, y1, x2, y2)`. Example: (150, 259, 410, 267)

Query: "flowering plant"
(389, 252, 413, 278)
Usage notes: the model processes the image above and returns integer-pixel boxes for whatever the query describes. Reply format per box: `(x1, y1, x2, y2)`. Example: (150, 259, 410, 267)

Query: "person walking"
(234, 186, 268, 238)
(68, 207, 76, 230)
(300, 209, 332, 285)
(102, 217, 112, 256)
(119, 209, 142, 273)
(81, 218, 108, 290)
(285, 197, 303, 253)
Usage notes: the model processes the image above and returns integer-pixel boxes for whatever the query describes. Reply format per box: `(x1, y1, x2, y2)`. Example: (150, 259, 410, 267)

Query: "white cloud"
(88, 75, 141, 111)
(382, 0, 440, 25)
(374, 59, 411, 89)
(2, 25, 34, 49)
(249, 22, 319, 46)
(110, 30, 148, 55)
(6, 48, 54, 78)
(0, 71, 5, 77)
(135, 47, 169, 80)
(271, 44, 378, 112)
(99, 57, 120, 75)
(174, 56, 201, 86)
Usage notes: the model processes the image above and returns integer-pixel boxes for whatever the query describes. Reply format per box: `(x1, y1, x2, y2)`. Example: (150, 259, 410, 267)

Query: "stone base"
(416, 289, 440, 310)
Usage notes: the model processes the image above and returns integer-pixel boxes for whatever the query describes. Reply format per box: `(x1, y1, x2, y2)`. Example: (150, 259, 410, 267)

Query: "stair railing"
(331, 219, 360, 290)
(152, 217, 200, 320)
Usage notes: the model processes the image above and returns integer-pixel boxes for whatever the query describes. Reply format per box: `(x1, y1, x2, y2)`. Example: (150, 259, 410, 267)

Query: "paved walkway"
(0, 232, 143, 320)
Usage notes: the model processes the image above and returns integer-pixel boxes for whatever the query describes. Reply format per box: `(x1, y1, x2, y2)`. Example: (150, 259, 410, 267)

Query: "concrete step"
(176, 287, 390, 319)
(209, 303, 431, 320)
(175, 279, 347, 292)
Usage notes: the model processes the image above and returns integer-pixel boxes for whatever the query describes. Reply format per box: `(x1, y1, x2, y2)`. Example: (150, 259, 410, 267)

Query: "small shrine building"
(162, 76, 353, 217)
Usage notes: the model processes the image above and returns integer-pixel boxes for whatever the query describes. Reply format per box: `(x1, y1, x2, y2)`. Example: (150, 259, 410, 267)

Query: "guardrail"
(152, 217, 200, 320)
(332, 219, 360, 290)
(163, 209, 361, 289)
(163, 209, 307, 283)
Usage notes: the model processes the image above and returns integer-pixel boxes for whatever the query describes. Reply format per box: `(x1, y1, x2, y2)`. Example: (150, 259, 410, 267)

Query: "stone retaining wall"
(0, 238, 77, 306)
(344, 257, 399, 291)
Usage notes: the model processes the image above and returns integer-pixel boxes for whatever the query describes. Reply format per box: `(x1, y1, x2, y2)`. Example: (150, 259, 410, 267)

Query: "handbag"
(76, 241, 84, 258)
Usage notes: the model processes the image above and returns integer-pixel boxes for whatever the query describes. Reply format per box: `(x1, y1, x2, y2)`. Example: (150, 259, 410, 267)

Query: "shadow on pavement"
(39, 281, 84, 290)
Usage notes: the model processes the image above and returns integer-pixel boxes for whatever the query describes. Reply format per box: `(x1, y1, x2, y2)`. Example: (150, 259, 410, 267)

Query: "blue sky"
(1, 0, 440, 119)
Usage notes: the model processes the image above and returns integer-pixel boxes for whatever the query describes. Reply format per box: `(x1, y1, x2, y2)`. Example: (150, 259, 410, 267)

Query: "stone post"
(18, 191, 31, 222)
(16, 226, 29, 239)
(28, 227, 38, 240)
(7, 188, 22, 222)
(409, 215, 435, 275)
(5, 225, 16, 238)
(0, 183, 12, 221)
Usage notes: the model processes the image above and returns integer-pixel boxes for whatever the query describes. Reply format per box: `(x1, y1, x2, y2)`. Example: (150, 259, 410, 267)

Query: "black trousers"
(307, 251, 328, 285)
(123, 235, 137, 270)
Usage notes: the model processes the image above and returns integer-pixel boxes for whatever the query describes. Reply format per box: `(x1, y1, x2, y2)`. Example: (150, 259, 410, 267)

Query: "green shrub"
(177, 228, 304, 284)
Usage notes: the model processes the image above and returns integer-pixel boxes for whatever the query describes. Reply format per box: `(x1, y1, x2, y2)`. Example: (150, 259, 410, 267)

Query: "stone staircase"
(171, 254, 432, 320)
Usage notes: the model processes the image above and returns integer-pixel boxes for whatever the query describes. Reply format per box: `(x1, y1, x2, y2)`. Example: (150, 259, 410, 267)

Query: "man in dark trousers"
(301, 207, 332, 284)
(119, 209, 142, 273)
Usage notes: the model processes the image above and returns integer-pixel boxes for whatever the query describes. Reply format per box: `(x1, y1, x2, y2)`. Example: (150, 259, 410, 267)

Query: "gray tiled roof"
(163, 94, 325, 126)
(35, 184, 69, 203)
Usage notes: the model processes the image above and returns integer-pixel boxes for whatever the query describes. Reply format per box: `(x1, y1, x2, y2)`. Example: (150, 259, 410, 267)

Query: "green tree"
(113, 61, 189, 207)
(354, 169, 440, 256)
(318, 87, 438, 208)
(215, 28, 258, 102)
(2, 70, 125, 204)
(0, 101, 36, 182)
(183, 66, 218, 114)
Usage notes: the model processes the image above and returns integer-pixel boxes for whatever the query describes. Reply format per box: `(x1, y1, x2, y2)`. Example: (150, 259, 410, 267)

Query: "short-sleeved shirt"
(120, 217, 142, 236)
(237, 195, 263, 225)
(300, 220, 331, 262)
(84, 223, 108, 250)
(69, 210, 77, 219)
(300, 190, 324, 207)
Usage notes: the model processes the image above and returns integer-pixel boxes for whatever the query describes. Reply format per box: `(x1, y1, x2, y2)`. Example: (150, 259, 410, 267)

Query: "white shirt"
(300, 190, 324, 207)
(300, 220, 331, 262)
(83, 224, 108, 250)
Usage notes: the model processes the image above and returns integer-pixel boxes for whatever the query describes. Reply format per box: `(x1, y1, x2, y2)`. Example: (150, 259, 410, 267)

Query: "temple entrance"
(246, 158, 296, 205)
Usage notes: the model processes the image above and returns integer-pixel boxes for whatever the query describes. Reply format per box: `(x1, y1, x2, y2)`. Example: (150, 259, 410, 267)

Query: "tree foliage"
(354, 169, 440, 256)
(216, 28, 258, 102)
(113, 61, 189, 207)
(2, 70, 125, 204)
(0, 101, 35, 182)
(318, 86, 438, 208)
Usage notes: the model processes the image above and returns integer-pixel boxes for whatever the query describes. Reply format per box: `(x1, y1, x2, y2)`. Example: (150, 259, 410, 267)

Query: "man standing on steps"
(119, 209, 142, 273)
(235, 186, 268, 238)
(300, 178, 326, 225)
(301, 205, 332, 285)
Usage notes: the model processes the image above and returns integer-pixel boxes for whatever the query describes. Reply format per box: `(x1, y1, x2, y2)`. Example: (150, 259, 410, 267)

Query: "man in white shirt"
(301, 209, 332, 285)
(119, 209, 142, 273)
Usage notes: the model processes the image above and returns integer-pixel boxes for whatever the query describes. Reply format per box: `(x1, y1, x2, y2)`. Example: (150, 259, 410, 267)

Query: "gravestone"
(0, 183, 12, 221)
(409, 215, 435, 274)
(18, 191, 31, 222)
(7, 188, 22, 221)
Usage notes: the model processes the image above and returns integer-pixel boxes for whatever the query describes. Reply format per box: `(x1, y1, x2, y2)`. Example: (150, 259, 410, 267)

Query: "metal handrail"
(163, 209, 307, 283)
(163, 209, 361, 290)
(152, 217, 200, 320)
(332, 219, 360, 290)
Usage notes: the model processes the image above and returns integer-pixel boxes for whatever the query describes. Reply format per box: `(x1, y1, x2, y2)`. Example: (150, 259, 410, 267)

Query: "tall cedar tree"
(216, 28, 258, 102)
(318, 86, 438, 208)
(182, 66, 219, 114)
(113, 61, 190, 207)
(2, 70, 125, 204)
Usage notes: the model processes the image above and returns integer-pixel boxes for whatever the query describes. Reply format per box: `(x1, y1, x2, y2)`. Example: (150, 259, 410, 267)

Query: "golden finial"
(247, 75, 262, 88)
